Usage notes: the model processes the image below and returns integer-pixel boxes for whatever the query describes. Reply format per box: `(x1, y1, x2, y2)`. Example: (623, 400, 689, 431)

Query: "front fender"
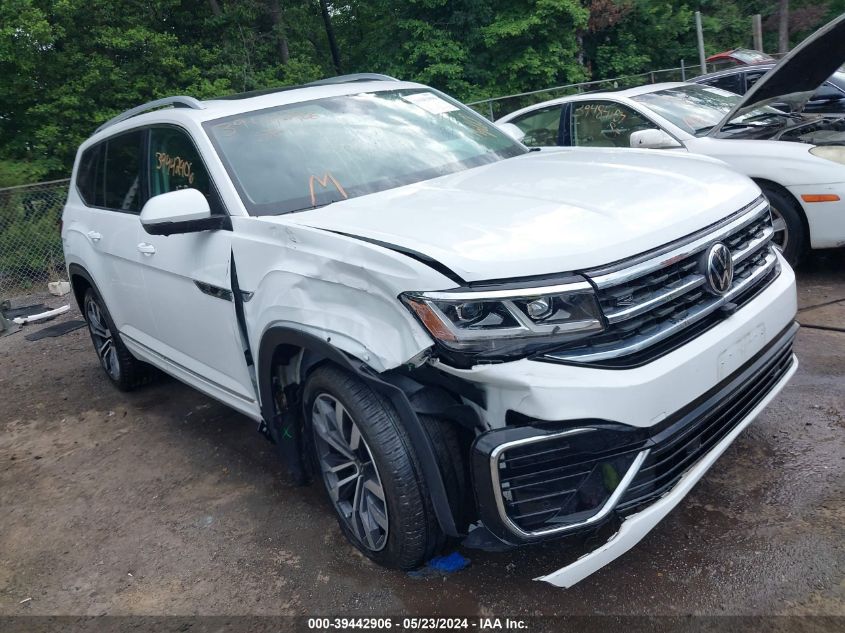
(231, 217, 447, 373)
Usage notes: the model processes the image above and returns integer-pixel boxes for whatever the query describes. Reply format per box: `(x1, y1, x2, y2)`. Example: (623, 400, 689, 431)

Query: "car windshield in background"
(632, 85, 785, 136)
(731, 49, 774, 64)
(204, 89, 526, 215)
(829, 71, 845, 93)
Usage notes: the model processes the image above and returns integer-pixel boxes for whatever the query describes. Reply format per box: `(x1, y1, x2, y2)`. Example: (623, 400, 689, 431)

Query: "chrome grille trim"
(489, 428, 651, 538)
(545, 198, 778, 364)
(589, 197, 770, 289)
(604, 274, 705, 324)
(549, 252, 778, 363)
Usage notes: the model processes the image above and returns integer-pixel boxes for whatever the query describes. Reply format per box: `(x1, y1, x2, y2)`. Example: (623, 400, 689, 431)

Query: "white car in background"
(497, 14, 845, 265)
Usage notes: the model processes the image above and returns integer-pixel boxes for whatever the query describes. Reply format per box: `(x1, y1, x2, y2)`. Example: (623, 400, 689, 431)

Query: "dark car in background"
(692, 63, 845, 115)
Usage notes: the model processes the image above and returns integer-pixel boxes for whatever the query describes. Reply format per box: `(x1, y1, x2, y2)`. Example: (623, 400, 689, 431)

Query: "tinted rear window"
(76, 130, 144, 213)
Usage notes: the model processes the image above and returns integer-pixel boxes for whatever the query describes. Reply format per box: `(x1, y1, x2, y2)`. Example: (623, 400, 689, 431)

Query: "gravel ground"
(0, 251, 843, 618)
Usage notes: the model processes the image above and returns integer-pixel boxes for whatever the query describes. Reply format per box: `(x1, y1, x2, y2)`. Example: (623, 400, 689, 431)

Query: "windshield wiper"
(739, 112, 798, 124)
(697, 114, 791, 135)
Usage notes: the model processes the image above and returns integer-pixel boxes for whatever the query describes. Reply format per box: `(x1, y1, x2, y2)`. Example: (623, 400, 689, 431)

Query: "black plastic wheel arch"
(257, 326, 460, 537)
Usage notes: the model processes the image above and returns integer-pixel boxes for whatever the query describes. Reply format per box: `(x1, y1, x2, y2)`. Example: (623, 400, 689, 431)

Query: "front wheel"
(303, 366, 457, 569)
(760, 185, 807, 267)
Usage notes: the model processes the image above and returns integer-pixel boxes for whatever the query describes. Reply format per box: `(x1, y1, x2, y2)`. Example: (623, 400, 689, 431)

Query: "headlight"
(400, 279, 604, 362)
(809, 145, 845, 165)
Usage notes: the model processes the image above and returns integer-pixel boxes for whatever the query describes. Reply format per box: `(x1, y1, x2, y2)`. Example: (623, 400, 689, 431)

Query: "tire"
(82, 287, 153, 391)
(760, 184, 807, 267)
(303, 365, 463, 569)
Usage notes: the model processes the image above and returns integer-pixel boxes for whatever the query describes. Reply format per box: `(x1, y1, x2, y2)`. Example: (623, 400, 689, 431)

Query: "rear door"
(70, 130, 158, 342)
(134, 125, 259, 417)
(506, 105, 566, 146)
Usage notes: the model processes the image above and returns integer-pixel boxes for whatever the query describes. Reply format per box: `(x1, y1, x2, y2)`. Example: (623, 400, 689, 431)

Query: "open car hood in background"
(709, 13, 845, 136)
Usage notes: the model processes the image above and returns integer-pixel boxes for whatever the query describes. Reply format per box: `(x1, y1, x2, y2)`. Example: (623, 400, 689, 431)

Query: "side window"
(705, 73, 743, 94)
(103, 131, 143, 213)
(510, 106, 564, 146)
(571, 102, 658, 148)
(148, 127, 222, 214)
(745, 70, 766, 89)
(76, 131, 143, 212)
(76, 143, 104, 207)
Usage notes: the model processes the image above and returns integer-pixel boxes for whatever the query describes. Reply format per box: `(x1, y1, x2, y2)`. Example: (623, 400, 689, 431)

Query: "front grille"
(544, 197, 779, 366)
(617, 328, 796, 514)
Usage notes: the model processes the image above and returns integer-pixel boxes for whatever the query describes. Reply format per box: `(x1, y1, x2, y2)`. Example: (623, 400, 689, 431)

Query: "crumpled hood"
(278, 149, 759, 283)
(710, 13, 845, 133)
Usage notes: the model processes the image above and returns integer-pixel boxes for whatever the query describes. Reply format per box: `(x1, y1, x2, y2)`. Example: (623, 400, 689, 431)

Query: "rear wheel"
(303, 365, 463, 569)
(760, 185, 807, 267)
(83, 288, 153, 391)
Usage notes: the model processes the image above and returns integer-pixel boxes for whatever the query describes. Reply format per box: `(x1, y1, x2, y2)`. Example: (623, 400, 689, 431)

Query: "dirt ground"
(1, 251, 843, 618)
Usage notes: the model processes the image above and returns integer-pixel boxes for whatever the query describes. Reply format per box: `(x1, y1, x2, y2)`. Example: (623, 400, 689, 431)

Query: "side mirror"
(140, 189, 226, 236)
(629, 129, 682, 150)
(497, 122, 527, 142)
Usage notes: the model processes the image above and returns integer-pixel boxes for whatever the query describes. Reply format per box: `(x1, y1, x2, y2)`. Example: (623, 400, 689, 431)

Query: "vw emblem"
(705, 242, 734, 295)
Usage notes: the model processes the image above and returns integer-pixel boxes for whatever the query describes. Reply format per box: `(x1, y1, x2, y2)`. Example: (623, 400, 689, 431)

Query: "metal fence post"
(695, 11, 707, 75)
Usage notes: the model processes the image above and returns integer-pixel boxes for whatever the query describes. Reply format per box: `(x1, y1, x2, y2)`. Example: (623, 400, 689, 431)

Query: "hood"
(278, 149, 759, 283)
(710, 13, 845, 134)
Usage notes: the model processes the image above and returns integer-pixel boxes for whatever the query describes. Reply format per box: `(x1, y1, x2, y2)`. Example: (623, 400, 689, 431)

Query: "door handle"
(87, 231, 102, 242)
(137, 242, 156, 256)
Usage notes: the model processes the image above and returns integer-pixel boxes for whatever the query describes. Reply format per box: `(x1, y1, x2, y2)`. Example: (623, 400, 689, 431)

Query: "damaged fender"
(230, 216, 450, 374)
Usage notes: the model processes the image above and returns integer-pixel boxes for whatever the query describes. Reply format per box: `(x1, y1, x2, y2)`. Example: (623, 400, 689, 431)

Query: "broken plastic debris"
(13, 305, 70, 325)
(19, 598, 32, 604)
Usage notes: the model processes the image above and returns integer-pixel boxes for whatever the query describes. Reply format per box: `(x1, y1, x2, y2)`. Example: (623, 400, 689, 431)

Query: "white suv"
(62, 74, 798, 587)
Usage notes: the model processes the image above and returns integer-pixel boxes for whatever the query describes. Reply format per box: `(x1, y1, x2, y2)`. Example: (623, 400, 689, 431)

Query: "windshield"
(828, 71, 845, 93)
(632, 85, 786, 135)
(204, 88, 526, 215)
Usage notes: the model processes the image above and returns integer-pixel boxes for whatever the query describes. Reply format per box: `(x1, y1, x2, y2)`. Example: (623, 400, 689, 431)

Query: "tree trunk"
(318, 0, 342, 74)
(208, 0, 222, 17)
(778, 0, 790, 54)
(270, 0, 290, 64)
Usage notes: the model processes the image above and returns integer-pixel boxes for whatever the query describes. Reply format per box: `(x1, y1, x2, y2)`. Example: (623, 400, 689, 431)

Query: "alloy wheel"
(311, 393, 389, 551)
(86, 297, 120, 381)
(770, 205, 789, 253)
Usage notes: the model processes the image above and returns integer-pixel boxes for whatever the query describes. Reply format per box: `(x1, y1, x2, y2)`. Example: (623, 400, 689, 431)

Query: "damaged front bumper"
(468, 318, 799, 587)
(538, 349, 797, 587)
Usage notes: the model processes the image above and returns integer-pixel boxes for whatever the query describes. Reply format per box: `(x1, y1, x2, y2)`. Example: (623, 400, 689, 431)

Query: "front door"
(567, 101, 662, 148)
(134, 125, 258, 418)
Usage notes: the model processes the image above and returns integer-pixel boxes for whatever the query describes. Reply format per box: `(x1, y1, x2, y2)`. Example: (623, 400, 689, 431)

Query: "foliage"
(0, 0, 839, 179)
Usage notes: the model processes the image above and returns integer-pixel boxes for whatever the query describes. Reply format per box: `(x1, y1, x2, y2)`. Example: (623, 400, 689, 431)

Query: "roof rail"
(214, 73, 400, 102)
(305, 73, 400, 86)
(95, 96, 206, 133)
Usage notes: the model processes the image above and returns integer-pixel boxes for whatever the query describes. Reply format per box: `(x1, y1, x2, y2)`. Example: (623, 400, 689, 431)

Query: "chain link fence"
(0, 179, 70, 300)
